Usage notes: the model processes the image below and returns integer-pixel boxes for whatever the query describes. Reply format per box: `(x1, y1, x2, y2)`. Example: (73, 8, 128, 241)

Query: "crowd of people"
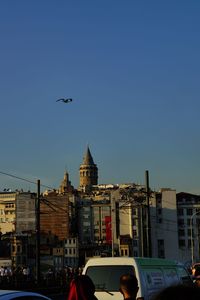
(0, 265, 83, 290)
(0, 265, 32, 287)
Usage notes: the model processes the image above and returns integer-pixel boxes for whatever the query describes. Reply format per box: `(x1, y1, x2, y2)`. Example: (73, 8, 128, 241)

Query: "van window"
(86, 265, 135, 292)
(177, 266, 192, 285)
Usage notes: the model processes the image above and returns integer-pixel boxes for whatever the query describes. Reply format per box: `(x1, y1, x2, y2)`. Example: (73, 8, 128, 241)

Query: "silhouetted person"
(119, 274, 139, 300)
(67, 274, 98, 300)
(153, 285, 200, 300)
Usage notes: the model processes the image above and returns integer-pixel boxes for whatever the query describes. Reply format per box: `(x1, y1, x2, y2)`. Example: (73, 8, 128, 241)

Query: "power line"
(0, 170, 55, 190)
(41, 197, 68, 213)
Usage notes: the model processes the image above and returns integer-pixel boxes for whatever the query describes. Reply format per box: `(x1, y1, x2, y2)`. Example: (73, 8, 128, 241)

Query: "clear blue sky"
(0, 0, 200, 194)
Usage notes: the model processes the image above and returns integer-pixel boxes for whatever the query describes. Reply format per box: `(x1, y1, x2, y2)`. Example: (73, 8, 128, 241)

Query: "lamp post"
(190, 209, 200, 266)
(145, 170, 152, 257)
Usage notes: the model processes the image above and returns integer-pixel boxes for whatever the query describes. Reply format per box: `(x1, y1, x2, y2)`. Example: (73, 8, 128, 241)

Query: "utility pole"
(35, 179, 40, 285)
(145, 170, 152, 257)
(140, 205, 145, 257)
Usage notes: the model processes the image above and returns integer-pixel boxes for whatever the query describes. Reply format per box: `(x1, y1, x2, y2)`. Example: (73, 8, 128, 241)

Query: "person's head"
(120, 274, 139, 299)
(194, 276, 200, 287)
(68, 275, 97, 300)
(153, 285, 200, 300)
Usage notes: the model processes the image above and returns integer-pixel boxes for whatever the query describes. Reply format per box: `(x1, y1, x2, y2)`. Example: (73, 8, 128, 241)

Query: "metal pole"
(190, 215, 194, 266)
(36, 179, 40, 285)
(145, 170, 152, 257)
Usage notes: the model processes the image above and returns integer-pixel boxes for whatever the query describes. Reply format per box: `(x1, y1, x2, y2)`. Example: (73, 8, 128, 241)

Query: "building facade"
(177, 192, 200, 264)
(151, 189, 179, 261)
(0, 192, 16, 234)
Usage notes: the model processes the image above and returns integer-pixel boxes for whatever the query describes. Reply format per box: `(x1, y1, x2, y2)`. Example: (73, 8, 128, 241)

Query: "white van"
(82, 257, 192, 300)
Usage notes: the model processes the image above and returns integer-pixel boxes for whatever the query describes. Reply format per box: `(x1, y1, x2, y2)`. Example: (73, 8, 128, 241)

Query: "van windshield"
(86, 265, 135, 292)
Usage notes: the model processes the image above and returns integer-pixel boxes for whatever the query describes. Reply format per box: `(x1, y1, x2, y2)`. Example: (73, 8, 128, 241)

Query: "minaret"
(59, 170, 73, 193)
(79, 146, 98, 192)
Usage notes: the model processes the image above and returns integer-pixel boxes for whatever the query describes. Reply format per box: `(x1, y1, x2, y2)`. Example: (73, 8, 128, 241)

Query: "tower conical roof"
(82, 146, 95, 165)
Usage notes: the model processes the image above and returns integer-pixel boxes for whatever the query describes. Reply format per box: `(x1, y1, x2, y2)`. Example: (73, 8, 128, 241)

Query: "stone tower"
(59, 170, 73, 193)
(79, 146, 98, 191)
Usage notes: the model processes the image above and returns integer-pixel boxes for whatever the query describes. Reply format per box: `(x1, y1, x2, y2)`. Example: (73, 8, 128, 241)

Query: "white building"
(64, 237, 79, 267)
(151, 189, 179, 260)
(110, 188, 179, 260)
(177, 192, 200, 265)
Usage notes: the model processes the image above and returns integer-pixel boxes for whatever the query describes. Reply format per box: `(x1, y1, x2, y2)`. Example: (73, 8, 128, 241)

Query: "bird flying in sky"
(56, 98, 73, 103)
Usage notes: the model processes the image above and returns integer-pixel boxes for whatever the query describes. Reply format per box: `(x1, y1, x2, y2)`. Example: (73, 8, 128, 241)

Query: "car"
(0, 290, 52, 300)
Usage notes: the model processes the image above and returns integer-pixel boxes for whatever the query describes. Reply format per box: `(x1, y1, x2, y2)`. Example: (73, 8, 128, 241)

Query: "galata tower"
(79, 146, 98, 191)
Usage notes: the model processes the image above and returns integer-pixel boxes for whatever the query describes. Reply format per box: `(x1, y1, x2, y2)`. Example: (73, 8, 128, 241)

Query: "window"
(158, 239, 164, 246)
(132, 209, 137, 216)
(133, 240, 138, 247)
(187, 209, 193, 216)
(132, 219, 137, 226)
(156, 198, 162, 205)
(178, 208, 184, 216)
(196, 218, 200, 226)
(188, 229, 193, 236)
(178, 229, 185, 237)
(86, 265, 135, 292)
(157, 218, 162, 224)
(133, 230, 137, 237)
(158, 239, 165, 258)
(158, 249, 165, 258)
(178, 219, 184, 226)
(83, 221, 90, 226)
(83, 207, 90, 212)
(179, 239, 186, 247)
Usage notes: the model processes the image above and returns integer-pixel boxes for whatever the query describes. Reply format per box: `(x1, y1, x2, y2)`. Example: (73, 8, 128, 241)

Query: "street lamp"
(190, 209, 200, 266)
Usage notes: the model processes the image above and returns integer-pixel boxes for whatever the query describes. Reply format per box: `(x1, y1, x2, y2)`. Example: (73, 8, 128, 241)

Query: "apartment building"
(64, 237, 79, 267)
(177, 192, 200, 264)
(0, 192, 16, 234)
(151, 189, 179, 260)
(15, 192, 36, 233)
